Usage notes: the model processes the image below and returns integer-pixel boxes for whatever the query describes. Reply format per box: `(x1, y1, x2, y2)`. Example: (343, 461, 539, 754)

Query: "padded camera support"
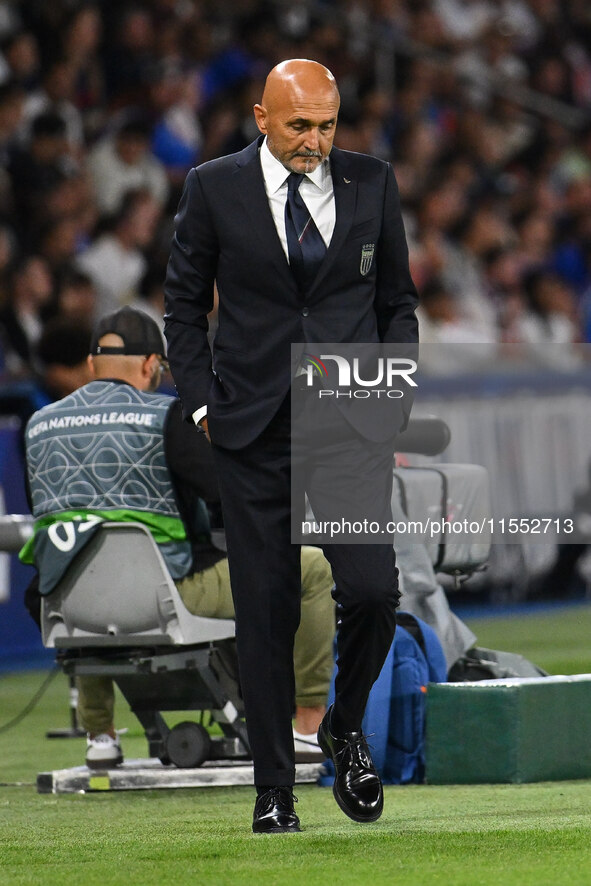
(426, 675, 591, 783)
(40, 523, 249, 766)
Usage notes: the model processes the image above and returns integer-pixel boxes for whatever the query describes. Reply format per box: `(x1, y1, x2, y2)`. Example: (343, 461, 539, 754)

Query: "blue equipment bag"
(320, 611, 447, 786)
(384, 611, 447, 783)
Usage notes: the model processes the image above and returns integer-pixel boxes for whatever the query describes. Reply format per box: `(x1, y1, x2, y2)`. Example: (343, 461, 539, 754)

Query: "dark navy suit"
(165, 136, 418, 786)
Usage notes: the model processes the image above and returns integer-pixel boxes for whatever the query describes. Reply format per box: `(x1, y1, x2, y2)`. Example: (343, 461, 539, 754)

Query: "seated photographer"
(21, 307, 335, 768)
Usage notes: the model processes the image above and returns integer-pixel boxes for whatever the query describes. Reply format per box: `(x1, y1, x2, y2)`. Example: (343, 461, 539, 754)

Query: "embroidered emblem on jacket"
(360, 243, 375, 276)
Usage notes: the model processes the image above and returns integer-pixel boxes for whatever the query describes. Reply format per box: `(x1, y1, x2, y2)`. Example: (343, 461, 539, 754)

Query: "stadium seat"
(40, 523, 248, 767)
(41, 522, 235, 647)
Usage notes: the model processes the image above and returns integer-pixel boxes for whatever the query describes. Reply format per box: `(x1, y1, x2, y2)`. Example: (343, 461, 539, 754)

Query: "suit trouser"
(76, 546, 335, 734)
(212, 393, 400, 787)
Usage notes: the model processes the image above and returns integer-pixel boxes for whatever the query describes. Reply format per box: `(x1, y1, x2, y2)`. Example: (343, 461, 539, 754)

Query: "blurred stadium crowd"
(0, 0, 590, 398)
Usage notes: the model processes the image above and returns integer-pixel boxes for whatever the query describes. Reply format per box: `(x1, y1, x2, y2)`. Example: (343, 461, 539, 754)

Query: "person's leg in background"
(178, 545, 336, 749)
(24, 576, 122, 769)
(75, 541, 336, 775)
(293, 545, 335, 754)
(76, 675, 123, 768)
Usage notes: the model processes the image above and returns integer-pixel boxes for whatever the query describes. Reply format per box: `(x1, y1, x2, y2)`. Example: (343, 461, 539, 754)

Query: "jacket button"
(301, 307, 309, 317)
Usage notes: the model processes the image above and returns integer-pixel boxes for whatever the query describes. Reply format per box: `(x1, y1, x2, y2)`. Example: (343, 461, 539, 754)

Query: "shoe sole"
(86, 755, 123, 769)
(252, 826, 302, 834)
(318, 727, 383, 824)
(332, 780, 383, 823)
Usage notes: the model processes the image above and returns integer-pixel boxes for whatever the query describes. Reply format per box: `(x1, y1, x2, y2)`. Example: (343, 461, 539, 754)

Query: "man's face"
(254, 85, 339, 174)
(117, 134, 148, 166)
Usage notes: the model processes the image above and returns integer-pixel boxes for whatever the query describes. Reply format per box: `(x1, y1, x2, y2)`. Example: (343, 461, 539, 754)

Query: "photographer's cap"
(91, 306, 166, 357)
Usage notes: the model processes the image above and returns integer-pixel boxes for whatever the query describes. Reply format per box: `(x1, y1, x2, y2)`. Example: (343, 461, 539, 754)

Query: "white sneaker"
(293, 728, 324, 763)
(86, 733, 124, 769)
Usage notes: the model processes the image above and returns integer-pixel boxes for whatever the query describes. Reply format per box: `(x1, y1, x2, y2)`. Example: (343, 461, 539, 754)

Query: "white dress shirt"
(259, 136, 336, 254)
(193, 138, 336, 426)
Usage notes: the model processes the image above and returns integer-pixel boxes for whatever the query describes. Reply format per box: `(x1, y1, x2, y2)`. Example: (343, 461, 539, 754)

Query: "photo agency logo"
(301, 350, 417, 399)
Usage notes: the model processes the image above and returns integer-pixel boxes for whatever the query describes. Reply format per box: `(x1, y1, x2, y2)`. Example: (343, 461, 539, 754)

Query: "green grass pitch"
(1, 603, 591, 886)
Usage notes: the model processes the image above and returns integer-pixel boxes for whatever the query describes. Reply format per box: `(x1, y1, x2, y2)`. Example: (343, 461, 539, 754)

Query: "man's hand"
(200, 417, 210, 442)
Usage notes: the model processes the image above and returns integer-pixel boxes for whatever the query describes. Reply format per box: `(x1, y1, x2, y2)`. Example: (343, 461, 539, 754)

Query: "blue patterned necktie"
(285, 172, 327, 291)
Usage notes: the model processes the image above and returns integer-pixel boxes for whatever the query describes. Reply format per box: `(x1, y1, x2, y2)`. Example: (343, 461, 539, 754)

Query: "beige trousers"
(77, 546, 335, 734)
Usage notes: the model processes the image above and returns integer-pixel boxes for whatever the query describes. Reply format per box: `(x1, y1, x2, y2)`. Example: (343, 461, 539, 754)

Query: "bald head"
(261, 60, 339, 112)
(254, 59, 340, 174)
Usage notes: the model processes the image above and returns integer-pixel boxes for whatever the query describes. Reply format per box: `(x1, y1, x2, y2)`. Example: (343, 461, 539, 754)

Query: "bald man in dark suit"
(165, 59, 418, 833)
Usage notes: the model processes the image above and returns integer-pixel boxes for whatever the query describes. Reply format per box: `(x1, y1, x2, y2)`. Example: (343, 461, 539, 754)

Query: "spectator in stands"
(0, 255, 53, 375)
(76, 189, 161, 319)
(21, 55, 84, 151)
(58, 4, 104, 118)
(36, 215, 82, 279)
(454, 17, 528, 110)
(0, 0, 586, 380)
(8, 111, 75, 240)
(217, 76, 265, 156)
(516, 269, 582, 367)
(416, 278, 497, 372)
(433, 0, 495, 45)
(34, 315, 92, 405)
(515, 211, 557, 274)
(103, 6, 156, 107)
(147, 61, 203, 184)
(22, 307, 335, 768)
(0, 29, 40, 91)
(129, 264, 166, 330)
(0, 222, 17, 288)
(441, 206, 513, 340)
(0, 78, 24, 162)
(87, 118, 169, 216)
(54, 268, 96, 324)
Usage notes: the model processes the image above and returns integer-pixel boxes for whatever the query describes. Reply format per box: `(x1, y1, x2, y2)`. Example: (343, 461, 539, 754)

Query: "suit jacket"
(164, 136, 418, 449)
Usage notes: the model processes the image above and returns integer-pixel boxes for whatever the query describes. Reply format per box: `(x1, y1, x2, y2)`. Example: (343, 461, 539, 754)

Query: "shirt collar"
(260, 137, 329, 194)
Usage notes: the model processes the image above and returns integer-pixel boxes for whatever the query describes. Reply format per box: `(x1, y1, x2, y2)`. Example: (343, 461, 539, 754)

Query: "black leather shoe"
(252, 787, 301, 834)
(317, 707, 383, 823)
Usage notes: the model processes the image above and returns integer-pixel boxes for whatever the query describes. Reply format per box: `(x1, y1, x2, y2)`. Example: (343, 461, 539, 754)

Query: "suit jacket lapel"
(307, 148, 358, 297)
(231, 141, 358, 300)
(233, 139, 298, 292)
